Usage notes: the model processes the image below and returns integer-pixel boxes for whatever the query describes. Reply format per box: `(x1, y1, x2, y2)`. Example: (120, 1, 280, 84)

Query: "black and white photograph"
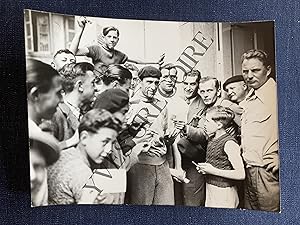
(25, 9, 279, 212)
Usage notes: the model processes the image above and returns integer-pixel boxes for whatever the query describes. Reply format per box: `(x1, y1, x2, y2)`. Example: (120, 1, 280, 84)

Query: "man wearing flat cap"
(126, 66, 174, 205)
(223, 75, 249, 104)
(29, 126, 60, 206)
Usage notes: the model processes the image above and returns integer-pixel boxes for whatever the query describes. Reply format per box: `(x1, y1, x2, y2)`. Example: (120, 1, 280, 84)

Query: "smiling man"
(240, 49, 279, 212)
(125, 66, 175, 205)
(223, 75, 249, 104)
(175, 70, 207, 206)
(47, 109, 122, 205)
(70, 17, 164, 66)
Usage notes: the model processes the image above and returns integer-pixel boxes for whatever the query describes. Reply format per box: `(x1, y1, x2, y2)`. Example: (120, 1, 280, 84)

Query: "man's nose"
(104, 142, 113, 154)
(150, 83, 156, 89)
(247, 71, 254, 79)
(228, 89, 233, 95)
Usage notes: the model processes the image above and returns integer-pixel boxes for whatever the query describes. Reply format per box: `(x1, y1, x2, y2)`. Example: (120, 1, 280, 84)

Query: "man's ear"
(217, 88, 222, 97)
(28, 87, 39, 102)
(242, 82, 248, 91)
(217, 121, 223, 129)
(75, 80, 83, 93)
(266, 65, 272, 77)
(112, 80, 120, 88)
(51, 61, 56, 69)
(79, 130, 89, 146)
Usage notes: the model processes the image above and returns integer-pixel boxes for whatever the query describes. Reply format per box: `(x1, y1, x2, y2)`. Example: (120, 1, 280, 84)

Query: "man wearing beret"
(240, 49, 279, 211)
(223, 75, 250, 104)
(126, 66, 174, 205)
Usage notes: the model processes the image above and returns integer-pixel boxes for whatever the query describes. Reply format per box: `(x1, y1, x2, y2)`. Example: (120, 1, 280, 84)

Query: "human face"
(82, 128, 118, 164)
(81, 71, 96, 103)
(130, 71, 140, 90)
(204, 114, 219, 137)
(141, 77, 160, 99)
(103, 30, 119, 50)
(35, 76, 63, 120)
(30, 147, 46, 206)
(183, 75, 199, 99)
(242, 58, 271, 90)
(113, 105, 129, 125)
(159, 68, 177, 93)
(120, 78, 132, 94)
(52, 53, 76, 71)
(225, 81, 247, 103)
(199, 80, 219, 106)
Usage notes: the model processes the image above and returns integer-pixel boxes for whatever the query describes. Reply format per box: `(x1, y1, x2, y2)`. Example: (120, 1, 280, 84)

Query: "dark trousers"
(127, 161, 174, 205)
(244, 166, 280, 212)
(180, 166, 206, 206)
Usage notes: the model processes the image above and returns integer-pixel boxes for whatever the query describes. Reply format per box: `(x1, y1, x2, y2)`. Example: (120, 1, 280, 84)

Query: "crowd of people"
(27, 17, 279, 211)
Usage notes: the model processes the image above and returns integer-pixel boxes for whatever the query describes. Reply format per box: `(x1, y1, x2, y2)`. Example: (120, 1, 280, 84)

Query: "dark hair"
(199, 76, 220, 90)
(78, 109, 122, 134)
(53, 49, 75, 59)
(241, 49, 270, 67)
(160, 63, 177, 72)
(59, 62, 94, 93)
(102, 65, 132, 86)
(94, 62, 108, 82)
(184, 69, 201, 83)
(103, 26, 120, 37)
(26, 59, 60, 94)
(206, 105, 235, 128)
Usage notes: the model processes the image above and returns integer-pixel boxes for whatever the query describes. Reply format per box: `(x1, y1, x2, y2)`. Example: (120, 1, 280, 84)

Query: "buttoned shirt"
(240, 78, 279, 167)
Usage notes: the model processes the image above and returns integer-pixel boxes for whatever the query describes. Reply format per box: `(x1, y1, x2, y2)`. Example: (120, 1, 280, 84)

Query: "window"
(24, 10, 33, 52)
(24, 10, 51, 53)
(65, 16, 75, 49)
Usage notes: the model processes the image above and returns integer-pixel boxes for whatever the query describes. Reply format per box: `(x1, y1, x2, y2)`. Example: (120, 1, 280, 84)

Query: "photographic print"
(24, 9, 279, 212)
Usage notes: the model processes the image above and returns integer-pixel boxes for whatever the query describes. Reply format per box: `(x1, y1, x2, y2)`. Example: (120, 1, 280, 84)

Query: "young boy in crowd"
(195, 105, 245, 208)
(47, 109, 122, 205)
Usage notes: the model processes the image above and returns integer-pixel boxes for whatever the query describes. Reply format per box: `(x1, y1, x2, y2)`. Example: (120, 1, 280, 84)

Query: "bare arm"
(127, 53, 165, 65)
(69, 17, 90, 56)
(172, 135, 182, 170)
(197, 140, 245, 180)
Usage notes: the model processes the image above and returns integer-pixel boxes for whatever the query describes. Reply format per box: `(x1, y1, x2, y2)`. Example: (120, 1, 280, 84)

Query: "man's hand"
(94, 193, 114, 204)
(133, 131, 153, 145)
(195, 162, 217, 175)
(77, 16, 91, 28)
(263, 154, 279, 174)
(173, 120, 186, 133)
(170, 168, 190, 183)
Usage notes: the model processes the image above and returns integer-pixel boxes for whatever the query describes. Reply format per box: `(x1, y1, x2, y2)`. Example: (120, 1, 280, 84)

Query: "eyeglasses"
(161, 68, 177, 81)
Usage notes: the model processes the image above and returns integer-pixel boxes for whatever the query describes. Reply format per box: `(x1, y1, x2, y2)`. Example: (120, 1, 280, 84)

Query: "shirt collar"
(240, 78, 276, 109)
(254, 78, 276, 104)
(64, 100, 81, 120)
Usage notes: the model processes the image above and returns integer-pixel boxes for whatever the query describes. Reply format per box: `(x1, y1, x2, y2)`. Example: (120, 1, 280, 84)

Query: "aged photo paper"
(25, 9, 279, 212)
